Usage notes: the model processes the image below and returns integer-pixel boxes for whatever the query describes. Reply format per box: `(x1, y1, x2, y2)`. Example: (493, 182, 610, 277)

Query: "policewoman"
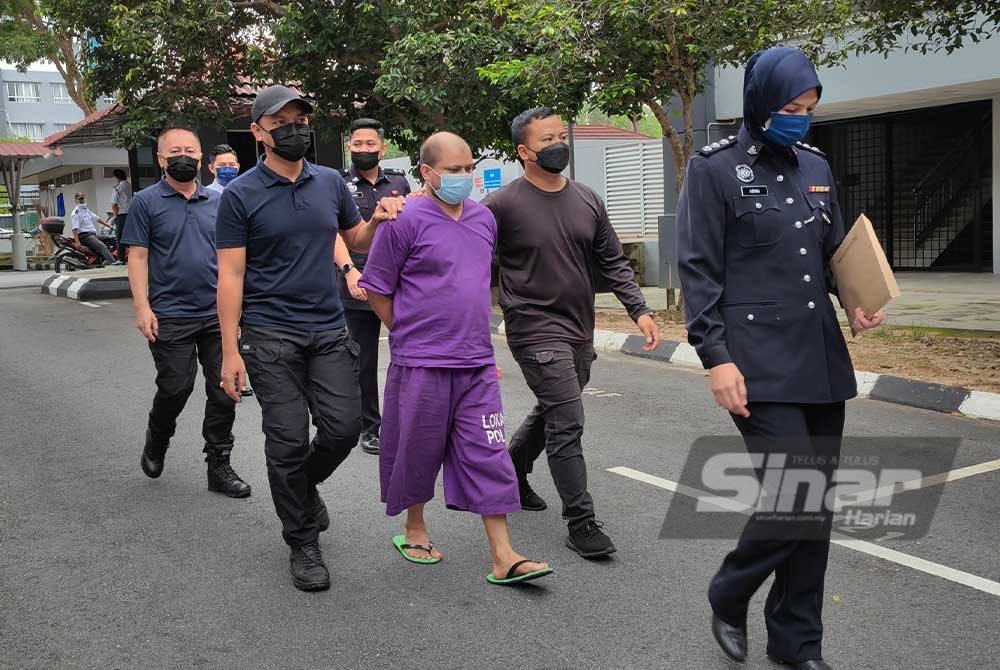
(677, 48, 883, 670)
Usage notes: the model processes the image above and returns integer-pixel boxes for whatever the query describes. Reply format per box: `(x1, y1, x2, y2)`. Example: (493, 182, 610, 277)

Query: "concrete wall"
(714, 36, 1000, 121)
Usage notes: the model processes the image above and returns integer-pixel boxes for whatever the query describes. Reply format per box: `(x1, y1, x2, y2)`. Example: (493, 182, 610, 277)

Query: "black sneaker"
(359, 431, 380, 455)
(307, 487, 330, 532)
(566, 520, 617, 559)
(518, 480, 547, 511)
(206, 458, 252, 498)
(289, 541, 330, 591)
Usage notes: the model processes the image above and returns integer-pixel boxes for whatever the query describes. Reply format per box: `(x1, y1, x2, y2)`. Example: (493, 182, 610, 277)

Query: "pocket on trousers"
(239, 340, 284, 403)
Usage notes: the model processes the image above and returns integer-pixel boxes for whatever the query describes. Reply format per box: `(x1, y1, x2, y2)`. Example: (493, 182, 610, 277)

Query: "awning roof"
(0, 143, 60, 159)
(43, 105, 127, 148)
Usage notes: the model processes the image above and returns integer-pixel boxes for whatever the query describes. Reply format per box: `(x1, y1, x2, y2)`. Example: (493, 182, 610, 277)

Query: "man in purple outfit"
(360, 131, 551, 585)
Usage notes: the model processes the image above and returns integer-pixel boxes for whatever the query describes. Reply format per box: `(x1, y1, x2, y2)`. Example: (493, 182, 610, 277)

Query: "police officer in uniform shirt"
(677, 48, 884, 670)
(333, 118, 411, 455)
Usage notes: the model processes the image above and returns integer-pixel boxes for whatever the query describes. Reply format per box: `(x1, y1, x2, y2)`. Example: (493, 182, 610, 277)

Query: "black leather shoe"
(206, 456, 251, 498)
(307, 487, 330, 532)
(289, 541, 330, 591)
(518, 480, 547, 511)
(359, 431, 380, 455)
(768, 658, 832, 670)
(566, 520, 616, 558)
(711, 612, 748, 662)
(141, 431, 167, 479)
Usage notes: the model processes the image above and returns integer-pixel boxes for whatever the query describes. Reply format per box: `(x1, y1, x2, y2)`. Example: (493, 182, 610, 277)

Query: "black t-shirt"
(215, 159, 362, 331)
(482, 177, 649, 346)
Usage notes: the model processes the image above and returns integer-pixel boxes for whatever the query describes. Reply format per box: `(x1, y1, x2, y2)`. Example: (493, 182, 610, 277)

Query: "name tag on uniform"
(808, 185, 831, 193)
(741, 185, 769, 197)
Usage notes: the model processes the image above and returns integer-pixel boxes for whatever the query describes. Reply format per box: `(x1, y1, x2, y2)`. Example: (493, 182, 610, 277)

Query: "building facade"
(0, 61, 110, 143)
(658, 37, 1000, 287)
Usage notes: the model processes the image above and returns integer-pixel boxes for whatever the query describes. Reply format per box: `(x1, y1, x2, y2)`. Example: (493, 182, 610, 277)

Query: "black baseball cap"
(251, 85, 314, 123)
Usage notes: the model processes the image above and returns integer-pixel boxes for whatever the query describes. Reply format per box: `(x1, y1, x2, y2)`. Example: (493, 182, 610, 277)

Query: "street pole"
(568, 121, 576, 180)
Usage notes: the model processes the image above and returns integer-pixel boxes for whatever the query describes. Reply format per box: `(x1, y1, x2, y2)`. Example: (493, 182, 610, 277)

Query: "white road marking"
(839, 458, 1000, 507)
(66, 278, 85, 300)
(79, 301, 101, 308)
(608, 465, 1000, 597)
(47, 275, 68, 295)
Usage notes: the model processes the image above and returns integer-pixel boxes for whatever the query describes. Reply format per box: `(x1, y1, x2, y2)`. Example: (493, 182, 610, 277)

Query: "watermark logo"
(660, 437, 960, 541)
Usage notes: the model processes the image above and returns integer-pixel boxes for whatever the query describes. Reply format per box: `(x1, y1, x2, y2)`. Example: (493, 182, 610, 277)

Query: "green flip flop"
(392, 534, 441, 564)
(486, 559, 554, 585)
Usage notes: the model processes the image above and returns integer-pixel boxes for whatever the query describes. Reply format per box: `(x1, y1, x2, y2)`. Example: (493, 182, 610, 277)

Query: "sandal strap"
(400, 543, 434, 553)
(505, 559, 534, 580)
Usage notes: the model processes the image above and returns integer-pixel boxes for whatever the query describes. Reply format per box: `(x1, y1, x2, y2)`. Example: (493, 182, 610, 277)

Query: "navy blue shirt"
(338, 165, 411, 310)
(677, 126, 856, 404)
(121, 179, 220, 319)
(215, 159, 363, 331)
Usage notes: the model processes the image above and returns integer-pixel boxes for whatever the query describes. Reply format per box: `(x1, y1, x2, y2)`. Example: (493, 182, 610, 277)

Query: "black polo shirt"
(121, 179, 220, 319)
(215, 159, 363, 331)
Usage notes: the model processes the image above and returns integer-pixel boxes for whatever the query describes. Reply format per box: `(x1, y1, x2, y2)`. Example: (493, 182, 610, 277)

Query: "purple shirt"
(359, 196, 496, 368)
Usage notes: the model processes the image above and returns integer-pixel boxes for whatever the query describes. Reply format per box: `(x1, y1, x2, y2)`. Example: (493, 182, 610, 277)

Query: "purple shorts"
(380, 364, 520, 517)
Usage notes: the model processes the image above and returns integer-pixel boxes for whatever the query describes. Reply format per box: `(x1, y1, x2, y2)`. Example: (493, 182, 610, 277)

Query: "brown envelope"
(830, 214, 901, 316)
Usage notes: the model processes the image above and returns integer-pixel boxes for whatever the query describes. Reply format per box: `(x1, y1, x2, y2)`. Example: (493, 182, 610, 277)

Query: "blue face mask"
(430, 168, 473, 205)
(215, 166, 239, 186)
(762, 112, 812, 147)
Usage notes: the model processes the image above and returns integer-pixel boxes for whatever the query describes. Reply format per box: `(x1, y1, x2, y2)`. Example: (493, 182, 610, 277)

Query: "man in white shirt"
(205, 144, 240, 193)
(71, 192, 118, 266)
(111, 170, 132, 262)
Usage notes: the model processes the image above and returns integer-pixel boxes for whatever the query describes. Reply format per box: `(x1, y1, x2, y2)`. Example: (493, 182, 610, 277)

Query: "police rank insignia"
(808, 185, 831, 193)
(347, 183, 357, 192)
(735, 164, 755, 183)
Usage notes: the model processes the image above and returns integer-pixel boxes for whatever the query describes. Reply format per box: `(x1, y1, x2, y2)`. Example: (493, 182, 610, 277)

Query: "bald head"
(418, 131, 472, 170)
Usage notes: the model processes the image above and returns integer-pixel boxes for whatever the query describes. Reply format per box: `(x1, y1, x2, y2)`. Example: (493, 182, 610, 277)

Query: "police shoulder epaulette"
(697, 136, 738, 157)
(795, 141, 826, 156)
(383, 167, 406, 176)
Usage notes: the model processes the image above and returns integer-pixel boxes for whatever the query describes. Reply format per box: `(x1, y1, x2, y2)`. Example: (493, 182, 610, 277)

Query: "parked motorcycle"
(41, 217, 120, 273)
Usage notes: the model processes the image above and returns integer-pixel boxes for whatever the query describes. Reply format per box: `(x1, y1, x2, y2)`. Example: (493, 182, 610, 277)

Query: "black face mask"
(350, 151, 380, 172)
(532, 142, 571, 173)
(165, 155, 199, 183)
(267, 123, 312, 162)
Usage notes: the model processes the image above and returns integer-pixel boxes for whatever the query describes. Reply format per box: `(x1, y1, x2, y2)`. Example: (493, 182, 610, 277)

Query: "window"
(54, 123, 74, 132)
(6, 81, 40, 103)
(52, 83, 73, 104)
(9, 123, 45, 142)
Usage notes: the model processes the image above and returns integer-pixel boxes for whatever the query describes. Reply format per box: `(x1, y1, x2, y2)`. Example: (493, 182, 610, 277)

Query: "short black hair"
(349, 118, 385, 139)
(156, 126, 200, 152)
(112, 168, 127, 181)
(511, 107, 557, 148)
(208, 144, 237, 164)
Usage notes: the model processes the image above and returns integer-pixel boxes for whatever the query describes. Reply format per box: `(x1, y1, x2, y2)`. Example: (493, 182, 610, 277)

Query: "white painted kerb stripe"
(66, 278, 86, 300)
(608, 465, 1000, 597)
(47, 275, 68, 295)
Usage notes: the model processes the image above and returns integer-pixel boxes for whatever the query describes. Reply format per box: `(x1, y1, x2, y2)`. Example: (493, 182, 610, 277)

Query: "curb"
(489, 318, 1000, 423)
(41, 273, 132, 301)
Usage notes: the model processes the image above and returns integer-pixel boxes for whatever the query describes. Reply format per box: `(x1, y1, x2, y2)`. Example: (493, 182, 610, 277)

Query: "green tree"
(480, 0, 858, 192)
(0, 0, 103, 114)
(859, 1, 1000, 54)
(86, 0, 281, 147)
(276, 0, 590, 159)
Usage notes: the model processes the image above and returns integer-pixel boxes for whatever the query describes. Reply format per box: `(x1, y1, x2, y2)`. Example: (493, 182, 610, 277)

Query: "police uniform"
(338, 165, 411, 440)
(678, 126, 855, 663)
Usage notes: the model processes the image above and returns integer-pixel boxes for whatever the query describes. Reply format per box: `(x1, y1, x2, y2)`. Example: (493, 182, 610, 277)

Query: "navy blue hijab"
(742, 47, 822, 140)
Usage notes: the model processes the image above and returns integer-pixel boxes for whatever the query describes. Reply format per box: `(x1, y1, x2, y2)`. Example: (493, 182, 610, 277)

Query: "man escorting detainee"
(482, 107, 661, 559)
(215, 85, 404, 592)
(123, 126, 250, 499)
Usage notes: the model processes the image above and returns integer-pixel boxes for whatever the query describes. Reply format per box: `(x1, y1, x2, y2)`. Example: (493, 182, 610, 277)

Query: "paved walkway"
(598, 272, 1000, 332)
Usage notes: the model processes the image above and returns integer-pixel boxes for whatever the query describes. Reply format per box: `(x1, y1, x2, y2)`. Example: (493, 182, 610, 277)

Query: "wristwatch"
(340, 263, 354, 274)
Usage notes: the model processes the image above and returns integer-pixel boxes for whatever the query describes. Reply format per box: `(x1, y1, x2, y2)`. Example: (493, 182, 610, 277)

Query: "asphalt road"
(1, 287, 998, 670)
